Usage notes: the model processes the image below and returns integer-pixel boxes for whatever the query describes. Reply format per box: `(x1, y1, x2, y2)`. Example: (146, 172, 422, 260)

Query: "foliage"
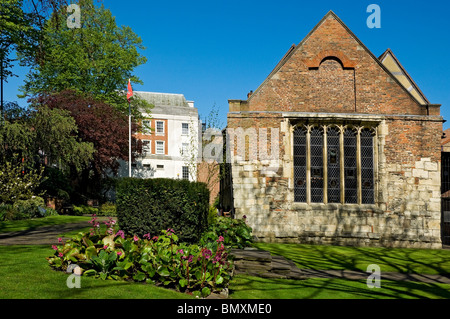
(31, 106, 95, 172)
(116, 177, 210, 243)
(0, 160, 44, 204)
(37, 166, 73, 201)
(0, 118, 35, 164)
(98, 202, 116, 216)
(47, 216, 233, 297)
(0, 196, 58, 221)
(19, 0, 149, 113)
(0, 0, 37, 81)
(200, 216, 253, 249)
(13, 196, 45, 217)
(72, 205, 98, 216)
(33, 90, 142, 177)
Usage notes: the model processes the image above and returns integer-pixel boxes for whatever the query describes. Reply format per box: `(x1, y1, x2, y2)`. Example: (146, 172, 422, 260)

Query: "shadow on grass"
(253, 243, 450, 275)
(229, 274, 450, 299)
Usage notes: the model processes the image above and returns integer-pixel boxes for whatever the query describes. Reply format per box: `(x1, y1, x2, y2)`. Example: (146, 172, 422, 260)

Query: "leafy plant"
(200, 216, 253, 249)
(0, 161, 44, 204)
(47, 215, 233, 297)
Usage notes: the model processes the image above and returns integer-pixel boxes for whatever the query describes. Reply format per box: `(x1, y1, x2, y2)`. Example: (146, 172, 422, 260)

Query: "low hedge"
(116, 178, 209, 243)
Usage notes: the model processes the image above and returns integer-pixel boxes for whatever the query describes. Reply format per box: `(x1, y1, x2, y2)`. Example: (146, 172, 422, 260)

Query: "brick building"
(225, 11, 443, 248)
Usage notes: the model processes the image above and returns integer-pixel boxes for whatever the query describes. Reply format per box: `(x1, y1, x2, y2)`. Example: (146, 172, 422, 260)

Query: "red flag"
(127, 79, 133, 101)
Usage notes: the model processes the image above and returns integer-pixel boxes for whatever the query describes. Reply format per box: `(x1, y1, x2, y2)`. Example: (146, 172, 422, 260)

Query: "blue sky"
(4, 0, 450, 129)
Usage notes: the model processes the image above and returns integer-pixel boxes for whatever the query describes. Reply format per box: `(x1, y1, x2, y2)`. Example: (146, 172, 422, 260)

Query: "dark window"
(361, 129, 374, 204)
(327, 126, 340, 203)
(182, 166, 189, 180)
(344, 128, 357, 203)
(310, 126, 323, 203)
(293, 126, 307, 202)
(293, 124, 375, 204)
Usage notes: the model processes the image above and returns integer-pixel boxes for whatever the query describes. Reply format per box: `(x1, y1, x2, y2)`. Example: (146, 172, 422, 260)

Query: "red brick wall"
(246, 15, 429, 117)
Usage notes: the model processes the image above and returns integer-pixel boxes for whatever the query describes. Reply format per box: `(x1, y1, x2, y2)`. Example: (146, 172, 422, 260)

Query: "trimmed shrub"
(72, 205, 99, 216)
(116, 178, 209, 243)
(98, 202, 116, 216)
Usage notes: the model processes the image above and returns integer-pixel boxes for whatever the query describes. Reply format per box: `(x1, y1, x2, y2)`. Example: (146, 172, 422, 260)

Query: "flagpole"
(129, 98, 132, 177)
(127, 78, 133, 178)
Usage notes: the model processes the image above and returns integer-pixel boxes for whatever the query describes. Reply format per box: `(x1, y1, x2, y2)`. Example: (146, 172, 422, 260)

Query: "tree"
(31, 105, 95, 172)
(19, 0, 149, 113)
(182, 104, 225, 203)
(34, 90, 142, 200)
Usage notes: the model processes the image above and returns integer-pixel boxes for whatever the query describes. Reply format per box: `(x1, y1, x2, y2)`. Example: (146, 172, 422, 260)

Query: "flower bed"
(47, 215, 234, 297)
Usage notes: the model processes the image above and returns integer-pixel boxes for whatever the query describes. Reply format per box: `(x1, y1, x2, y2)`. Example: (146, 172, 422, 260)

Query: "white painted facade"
(117, 91, 201, 181)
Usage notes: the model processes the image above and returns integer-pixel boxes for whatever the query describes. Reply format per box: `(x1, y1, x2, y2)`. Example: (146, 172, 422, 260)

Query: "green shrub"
(0, 204, 19, 221)
(116, 178, 209, 243)
(13, 196, 46, 219)
(47, 217, 232, 297)
(98, 202, 116, 216)
(200, 216, 253, 249)
(72, 205, 98, 216)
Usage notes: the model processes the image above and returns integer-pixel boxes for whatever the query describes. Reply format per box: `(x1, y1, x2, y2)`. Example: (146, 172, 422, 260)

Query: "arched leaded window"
(293, 124, 375, 205)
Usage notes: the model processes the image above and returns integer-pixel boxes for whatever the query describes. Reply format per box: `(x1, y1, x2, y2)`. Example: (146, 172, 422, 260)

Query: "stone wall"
(227, 113, 442, 249)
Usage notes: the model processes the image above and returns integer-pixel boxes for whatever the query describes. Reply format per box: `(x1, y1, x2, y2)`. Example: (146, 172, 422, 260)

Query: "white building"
(118, 91, 201, 181)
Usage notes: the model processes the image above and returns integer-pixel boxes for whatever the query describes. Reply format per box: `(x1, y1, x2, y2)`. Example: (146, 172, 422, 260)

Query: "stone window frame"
(291, 120, 378, 205)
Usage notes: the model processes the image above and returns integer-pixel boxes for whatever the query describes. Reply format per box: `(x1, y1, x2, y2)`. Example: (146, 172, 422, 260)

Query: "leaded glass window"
(327, 126, 340, 203)
(360, 129, 374, 204)
(344, 128, 357, 204)
(293, 127, 307, 202)
(293, 124, 375, 205)
(310, 126, 324, 203)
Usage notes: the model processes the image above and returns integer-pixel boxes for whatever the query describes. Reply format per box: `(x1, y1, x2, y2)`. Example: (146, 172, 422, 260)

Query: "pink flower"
(133, 235, 139, 242)
(177, 249, 184, 255)
(143, 233, 151, 240)
(58, 252, 63, 257)
(103, 245, 108, 250)
(115, 230, 125, 239)
(152, 236, 158, 242)
(52, 245, 58, 251)
(202, 248, 212, 259)
(117, 251, 122, 256)
(58, 237, 63, 243)
(217, 236, 224, 242)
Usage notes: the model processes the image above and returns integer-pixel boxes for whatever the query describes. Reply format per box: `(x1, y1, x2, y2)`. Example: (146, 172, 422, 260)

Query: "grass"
(2, 217, 450, 299)
(0, 245, 192, 299)
(229, 275, 450, 299)
(0, 215, 92, 234)
(253, 242, 450, 275)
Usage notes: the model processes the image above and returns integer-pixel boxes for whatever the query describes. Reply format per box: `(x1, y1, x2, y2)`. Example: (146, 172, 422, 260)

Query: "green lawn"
(229, 275, 450, 299)
(254, 242, 450, 275)
(0, 245, 192, 299)
(1, 217, 450, 299)
(0, 215, 92, 234)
